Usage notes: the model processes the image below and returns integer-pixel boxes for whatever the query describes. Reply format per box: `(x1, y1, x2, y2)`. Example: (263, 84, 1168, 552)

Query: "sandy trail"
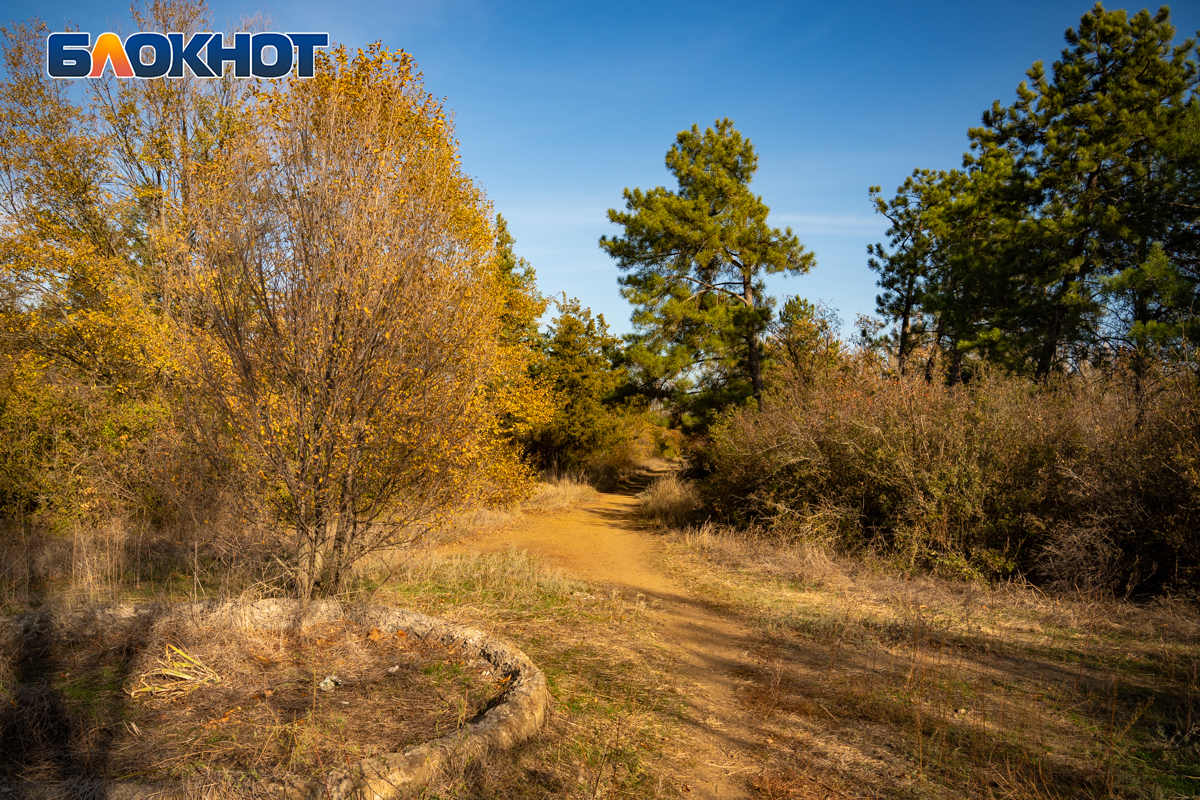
(464, 471, 759, 798)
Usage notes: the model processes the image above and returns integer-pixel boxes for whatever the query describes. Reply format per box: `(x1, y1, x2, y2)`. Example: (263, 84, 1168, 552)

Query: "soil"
(0, 616, 500, 785)
(463, 465, 759, 799)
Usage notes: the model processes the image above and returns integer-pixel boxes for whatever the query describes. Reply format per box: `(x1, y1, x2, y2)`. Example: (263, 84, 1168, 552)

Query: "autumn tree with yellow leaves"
(0, 3, 550, 599)
(172, 44, 549, 598)
(0, 16, 181, 521)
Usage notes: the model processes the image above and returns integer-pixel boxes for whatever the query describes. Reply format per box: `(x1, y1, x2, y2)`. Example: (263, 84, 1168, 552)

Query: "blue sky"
(8, 0, 1200, 336)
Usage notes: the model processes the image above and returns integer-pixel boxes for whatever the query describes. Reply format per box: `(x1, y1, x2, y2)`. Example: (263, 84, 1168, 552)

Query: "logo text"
(46, 32, 330, 79)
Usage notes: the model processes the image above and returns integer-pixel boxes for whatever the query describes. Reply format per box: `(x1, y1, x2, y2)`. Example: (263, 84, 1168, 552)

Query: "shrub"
(703, 354, 1200, 596)
(638, 475, 703, 528)
(1036, 368, 1200, 596)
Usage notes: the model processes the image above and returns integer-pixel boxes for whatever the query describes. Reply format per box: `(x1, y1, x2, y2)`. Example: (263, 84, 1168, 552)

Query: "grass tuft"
(638, 475, 703, 529)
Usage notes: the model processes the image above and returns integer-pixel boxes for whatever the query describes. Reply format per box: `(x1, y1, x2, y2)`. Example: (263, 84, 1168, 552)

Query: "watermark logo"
(46, 32, 330, 79)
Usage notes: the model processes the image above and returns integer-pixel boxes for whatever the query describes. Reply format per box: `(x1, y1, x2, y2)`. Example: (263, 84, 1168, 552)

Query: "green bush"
(0, 355, 174, 526)
(526, 299, 631, 476)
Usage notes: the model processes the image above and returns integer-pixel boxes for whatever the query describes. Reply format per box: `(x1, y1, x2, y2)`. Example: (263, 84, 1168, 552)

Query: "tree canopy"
(172, 44, 549, 598)
(0, 6, 551, 598)
(869, 3, 1200, 380)
(601, 118, 814, 425)
(525, 297, 627, 473)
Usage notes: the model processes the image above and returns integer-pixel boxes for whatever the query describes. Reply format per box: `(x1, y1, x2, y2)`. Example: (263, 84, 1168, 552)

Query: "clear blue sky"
(7, 0, 1200, 336)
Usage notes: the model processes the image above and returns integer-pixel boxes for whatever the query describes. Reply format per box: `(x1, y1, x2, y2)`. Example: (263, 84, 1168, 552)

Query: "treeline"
(867, 5, 1199, 381)
(602, 5, 1199, 597)
(0, 4, 645, 603)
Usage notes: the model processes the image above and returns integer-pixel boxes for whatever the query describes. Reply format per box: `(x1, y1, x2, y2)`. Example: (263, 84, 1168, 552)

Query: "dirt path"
(464, 471, 760, 798)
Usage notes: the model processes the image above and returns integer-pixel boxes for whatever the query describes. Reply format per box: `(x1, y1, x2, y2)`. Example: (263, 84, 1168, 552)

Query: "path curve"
(466, 470, 758, 799)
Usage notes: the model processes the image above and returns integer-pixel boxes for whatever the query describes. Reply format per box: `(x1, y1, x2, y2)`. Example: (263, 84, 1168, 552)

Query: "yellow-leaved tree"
(0, 18, 180, 522)
(0, 3, 257, 525)
(171, 44, 550, 599)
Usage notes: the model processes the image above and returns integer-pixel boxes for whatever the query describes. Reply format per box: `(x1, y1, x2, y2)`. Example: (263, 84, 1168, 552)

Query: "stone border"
(0, 600, 552, 799)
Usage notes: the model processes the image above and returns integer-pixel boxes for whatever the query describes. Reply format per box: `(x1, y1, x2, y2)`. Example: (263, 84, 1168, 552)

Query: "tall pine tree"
(601, 119, 813, 425)
(969, 3, 1199, 377)
(871, 4, 1199, 379)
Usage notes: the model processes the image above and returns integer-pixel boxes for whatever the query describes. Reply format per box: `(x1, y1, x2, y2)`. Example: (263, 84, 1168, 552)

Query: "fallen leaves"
(203, 706, 242, 729)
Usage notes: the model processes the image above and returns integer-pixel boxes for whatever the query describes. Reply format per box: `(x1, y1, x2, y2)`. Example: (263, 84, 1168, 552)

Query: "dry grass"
(23, 465, 1200, 799)
(638, 475, 703, 529)
(0, 473, 600, 615)
(0, 499, 293, 618)
(370, 550, 687, 799)
(659, 518, 1200, 799)
(0, 466, 677, 799)
(0, 547, 684, 798)
(375, 473, 599, 554)
(0, 612, 498, 787)
(678, 521, 850, 590)
(525, 473, 602, 515)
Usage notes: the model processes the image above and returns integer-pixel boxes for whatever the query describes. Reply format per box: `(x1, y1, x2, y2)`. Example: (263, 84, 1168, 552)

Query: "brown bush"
(702, 354, 1200, 596)
(638, 475, 703, 528)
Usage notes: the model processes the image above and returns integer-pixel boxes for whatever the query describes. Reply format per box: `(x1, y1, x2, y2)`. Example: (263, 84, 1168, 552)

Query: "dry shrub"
(0, 355, 283, 611)
(582, 427, 657, 491)
(638, 475, 703, 528)
(680, 521, 849, 589)
(0, 505, 286, 613)
(524, 473, 598, 516)
(529, 439, 639, 493)
(704, 355, 1200, 596)
(1033, 369, 1200, 597)
(705, 358, 1068, 578)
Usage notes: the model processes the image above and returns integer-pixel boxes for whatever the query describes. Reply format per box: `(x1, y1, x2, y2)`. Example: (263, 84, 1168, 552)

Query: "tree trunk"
(743, 274, 763, 407)
(747, 329, 764, 406)
(1035, 170, 1100, 381)
(897, 270, 917, 376)
(1034, 270, 1079, 380)
(324, 491, 357, 595)
(948, 341, 964, 387)
(1130, 285, 1151, 428)
(924, 316, 946, 383)
(295, 516, 320, 604)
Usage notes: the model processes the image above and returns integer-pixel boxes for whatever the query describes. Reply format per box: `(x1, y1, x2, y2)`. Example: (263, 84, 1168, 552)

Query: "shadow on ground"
(0, 539, 161, 796)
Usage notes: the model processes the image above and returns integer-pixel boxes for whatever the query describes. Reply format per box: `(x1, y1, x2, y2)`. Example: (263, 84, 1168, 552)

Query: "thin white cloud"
(773, 213, 883, 234)
(509, 208, 604, 226)
(509, 210, 888, 234)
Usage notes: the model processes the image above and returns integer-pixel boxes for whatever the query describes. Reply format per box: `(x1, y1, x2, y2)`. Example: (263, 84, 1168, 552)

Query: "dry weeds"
(638, 475, 703, 529)
(659, 520, 1200, 799)
(0, 474, 600, 616)
(0, 614, 498, 787)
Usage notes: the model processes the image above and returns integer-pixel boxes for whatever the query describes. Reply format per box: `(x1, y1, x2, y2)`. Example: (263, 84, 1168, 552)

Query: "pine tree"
(968, 3, 1199, 377)
(868, 154, 1017, 382)
(870, 4, 1199, 379)
(868, 171, 940, 375)
(527, 298, 626, 472)
(600, 118, 814, 423)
